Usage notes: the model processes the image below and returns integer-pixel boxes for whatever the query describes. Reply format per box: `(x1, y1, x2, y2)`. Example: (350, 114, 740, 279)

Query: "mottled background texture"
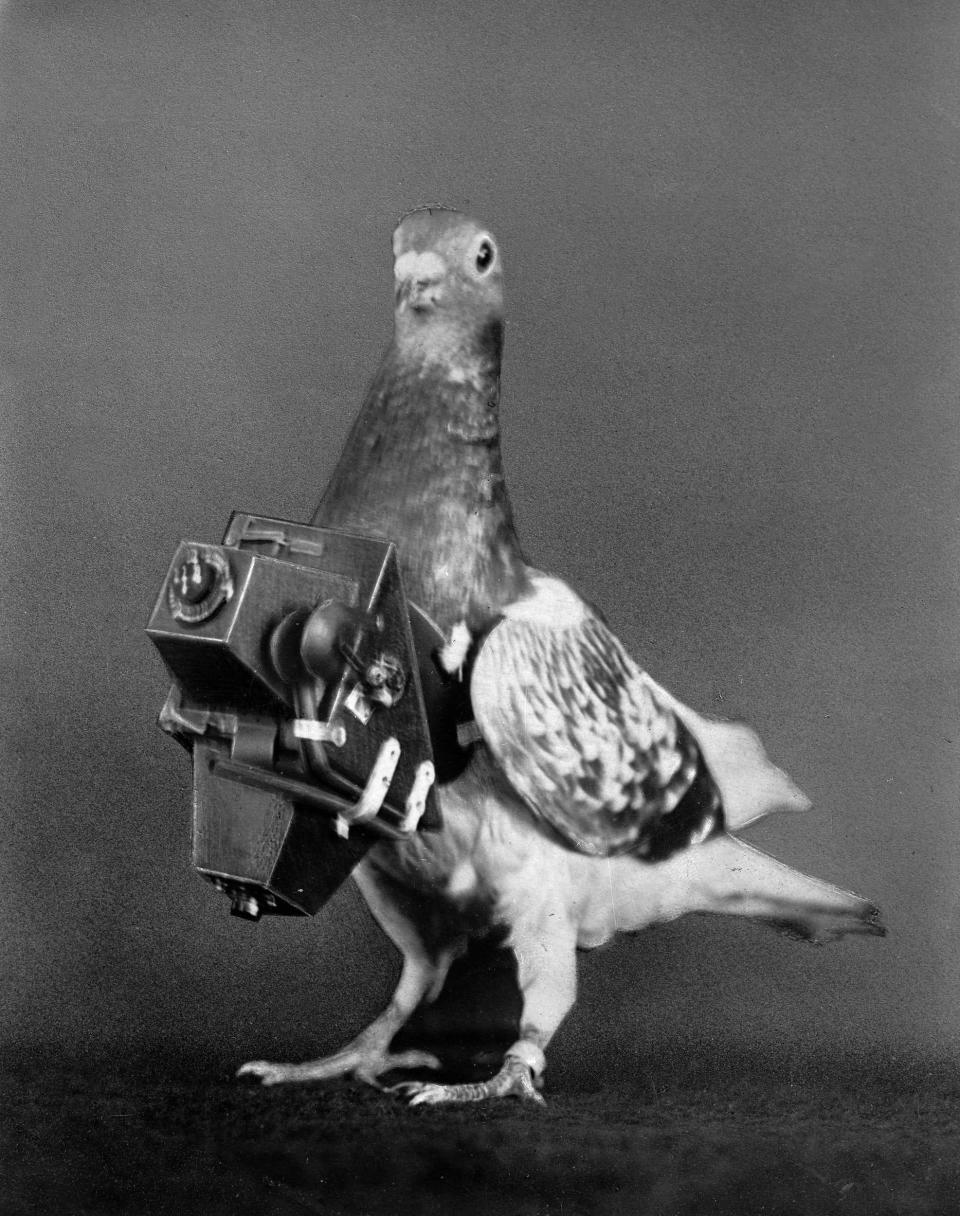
(2, 0, 958, 1090)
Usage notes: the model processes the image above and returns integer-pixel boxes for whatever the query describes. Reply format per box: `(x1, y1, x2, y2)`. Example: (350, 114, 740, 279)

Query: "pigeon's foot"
(390, 1044, 546, 1107)
(236, 1047, 441, 1089)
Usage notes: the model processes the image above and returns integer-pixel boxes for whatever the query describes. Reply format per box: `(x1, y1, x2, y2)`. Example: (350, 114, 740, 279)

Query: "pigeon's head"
(391, 208, 504, 368)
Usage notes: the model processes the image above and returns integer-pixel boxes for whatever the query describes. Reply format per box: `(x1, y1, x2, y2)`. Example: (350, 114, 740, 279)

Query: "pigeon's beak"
(394, 250, 446, 313)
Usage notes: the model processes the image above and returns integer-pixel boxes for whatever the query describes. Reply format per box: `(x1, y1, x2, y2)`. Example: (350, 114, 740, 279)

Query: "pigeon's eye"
(475, 240, 495, 274)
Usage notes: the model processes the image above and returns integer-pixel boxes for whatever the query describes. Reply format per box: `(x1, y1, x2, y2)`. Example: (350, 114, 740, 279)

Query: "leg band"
(505, 1039, 547, 1079)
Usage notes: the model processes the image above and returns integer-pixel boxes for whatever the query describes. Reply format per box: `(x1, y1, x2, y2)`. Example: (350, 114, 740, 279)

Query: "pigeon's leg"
(395, 916, 577, 1106)
(238, 862, 461, 1088)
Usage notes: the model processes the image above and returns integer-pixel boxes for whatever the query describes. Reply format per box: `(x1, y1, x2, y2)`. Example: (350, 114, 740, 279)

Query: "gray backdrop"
(2, 0, 957, 1082)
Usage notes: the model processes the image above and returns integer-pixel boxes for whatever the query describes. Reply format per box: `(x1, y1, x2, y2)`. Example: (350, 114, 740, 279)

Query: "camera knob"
(300, 600, 366, 681)
(173, 550, 217, 604)
(167, 546, 233, 624)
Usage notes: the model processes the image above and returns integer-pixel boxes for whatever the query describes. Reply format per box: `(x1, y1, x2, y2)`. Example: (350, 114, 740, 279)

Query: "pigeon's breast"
(314, 359, 528, 631)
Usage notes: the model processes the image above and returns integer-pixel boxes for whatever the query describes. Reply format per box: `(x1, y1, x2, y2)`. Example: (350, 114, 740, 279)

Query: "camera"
(147, 513, 467, 921)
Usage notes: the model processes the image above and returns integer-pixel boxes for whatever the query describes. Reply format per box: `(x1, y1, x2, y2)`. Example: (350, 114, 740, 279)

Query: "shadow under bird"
(238, 209, 885, 1105)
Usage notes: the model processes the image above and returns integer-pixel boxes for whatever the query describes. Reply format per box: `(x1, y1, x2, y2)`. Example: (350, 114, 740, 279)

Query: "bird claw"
(408, 1083, 459, 1107)
(385, 1079, 434, 1101)
(236, 1060, 292, 1087)
(236, 1049, 442, 1089)
(390, 1058, 546, 1106)
(357, 1050, 442, 1088)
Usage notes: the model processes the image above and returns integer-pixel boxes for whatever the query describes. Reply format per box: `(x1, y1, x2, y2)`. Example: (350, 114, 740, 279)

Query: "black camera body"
(147, 513, 466, 920)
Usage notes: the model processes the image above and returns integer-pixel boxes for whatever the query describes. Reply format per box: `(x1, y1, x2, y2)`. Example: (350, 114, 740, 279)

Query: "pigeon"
(237, 208, 885, 1105)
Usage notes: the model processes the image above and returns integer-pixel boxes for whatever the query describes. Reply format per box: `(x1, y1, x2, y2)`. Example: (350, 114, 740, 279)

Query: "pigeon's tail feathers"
(643, 677, 812, 830)
(685, 834, 886, 944)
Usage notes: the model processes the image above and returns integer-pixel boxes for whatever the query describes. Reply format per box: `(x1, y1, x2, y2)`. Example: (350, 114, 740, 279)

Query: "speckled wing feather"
(470, 576, 725, 858)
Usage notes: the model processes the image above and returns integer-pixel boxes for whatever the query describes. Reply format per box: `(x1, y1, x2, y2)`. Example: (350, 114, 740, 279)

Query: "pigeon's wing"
(470, 575, 809, 857)
(470, 575, 712, 857)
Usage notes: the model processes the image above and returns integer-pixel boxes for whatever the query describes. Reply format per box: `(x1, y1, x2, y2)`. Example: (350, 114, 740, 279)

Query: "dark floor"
(3, 1045, 958, 1216)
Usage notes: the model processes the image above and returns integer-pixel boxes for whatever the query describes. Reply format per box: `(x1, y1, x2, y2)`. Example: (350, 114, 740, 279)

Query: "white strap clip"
(400, 761, 435, 833)
(349, 737, 402, 824)
(293, 720, 346, 746)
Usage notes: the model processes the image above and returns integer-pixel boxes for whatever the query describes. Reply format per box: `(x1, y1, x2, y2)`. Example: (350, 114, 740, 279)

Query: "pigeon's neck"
(312, 344, 529, 629)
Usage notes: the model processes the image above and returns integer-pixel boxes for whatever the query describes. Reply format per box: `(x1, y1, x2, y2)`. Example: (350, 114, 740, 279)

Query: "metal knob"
(300, 600, 367, 681)
(167, 546, 233, 625)
(268, 608, 311, 684)
(172, 551, 217, 604)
